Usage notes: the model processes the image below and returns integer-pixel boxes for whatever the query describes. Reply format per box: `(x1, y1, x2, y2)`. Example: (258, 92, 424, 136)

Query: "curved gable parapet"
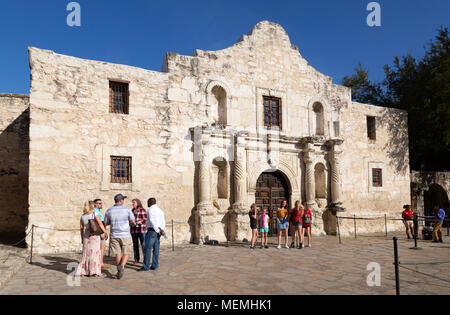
(164, 21, 351, 93)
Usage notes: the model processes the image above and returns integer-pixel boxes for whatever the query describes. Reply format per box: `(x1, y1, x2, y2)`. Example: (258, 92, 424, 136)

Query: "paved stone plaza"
(0, 234, 449, 295)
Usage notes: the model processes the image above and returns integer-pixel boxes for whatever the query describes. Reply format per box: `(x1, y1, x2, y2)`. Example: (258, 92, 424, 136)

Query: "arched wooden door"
(255, 171, 290, 235)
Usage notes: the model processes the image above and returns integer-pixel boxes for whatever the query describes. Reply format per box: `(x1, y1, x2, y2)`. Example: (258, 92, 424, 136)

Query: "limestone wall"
(27, 48, 198, 253)
(338, 102, 410, 235)
(163, 21, 351, 137)
(0, 94, 29, 238)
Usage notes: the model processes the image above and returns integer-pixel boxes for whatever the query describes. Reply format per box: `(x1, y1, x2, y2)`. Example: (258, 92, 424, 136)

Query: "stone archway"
(411, 171, 450, 228)
(424, 184, 450, 227)
(254, 170, 292, 236)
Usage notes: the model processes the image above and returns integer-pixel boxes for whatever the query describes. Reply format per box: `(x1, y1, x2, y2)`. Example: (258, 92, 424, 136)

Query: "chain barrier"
(392, 236, 450, 295)
(336, 214, 449, 244)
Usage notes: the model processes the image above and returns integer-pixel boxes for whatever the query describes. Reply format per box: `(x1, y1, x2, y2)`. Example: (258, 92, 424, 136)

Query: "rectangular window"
(372, 168, 382, 187)
(367, 116, 376, 140)
(109, 81, 129, 114)
(111, 156, 132, 183)
(263, 96, 281, 129)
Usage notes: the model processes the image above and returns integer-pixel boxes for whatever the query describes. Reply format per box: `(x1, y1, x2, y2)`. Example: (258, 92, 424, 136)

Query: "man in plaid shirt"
(131, 199, 147, 264)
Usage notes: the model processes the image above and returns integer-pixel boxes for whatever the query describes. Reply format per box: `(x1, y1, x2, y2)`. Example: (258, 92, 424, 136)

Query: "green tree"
(342, 27, 450, 171)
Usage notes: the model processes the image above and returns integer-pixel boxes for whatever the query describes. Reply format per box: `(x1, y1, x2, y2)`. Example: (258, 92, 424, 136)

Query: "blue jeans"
(143, 230, 160, 270)
(131, 232, 146, 262)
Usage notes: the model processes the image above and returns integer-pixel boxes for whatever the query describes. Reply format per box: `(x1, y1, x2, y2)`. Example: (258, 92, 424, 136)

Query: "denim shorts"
(292, 222, 302, 227)
(278, 218, 288, 230)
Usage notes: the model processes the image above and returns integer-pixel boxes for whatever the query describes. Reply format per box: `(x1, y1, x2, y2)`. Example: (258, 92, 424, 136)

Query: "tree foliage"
(342, 27, 450, 171)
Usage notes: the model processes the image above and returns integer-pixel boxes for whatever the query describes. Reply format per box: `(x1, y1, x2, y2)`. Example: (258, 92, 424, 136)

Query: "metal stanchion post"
(393, 237, 400, 295)
(30, 225, 35, 264)
(354, 214, 357, 240)
(410, 215, 422, 250)
(336, 216, 341, 244)
(171, 219, 174, 252)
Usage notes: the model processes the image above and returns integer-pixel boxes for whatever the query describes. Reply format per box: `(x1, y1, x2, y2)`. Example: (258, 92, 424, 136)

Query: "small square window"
(111, 156, 132, 183)
(109, 81, 129, 114)
(372, 168, 382, 187)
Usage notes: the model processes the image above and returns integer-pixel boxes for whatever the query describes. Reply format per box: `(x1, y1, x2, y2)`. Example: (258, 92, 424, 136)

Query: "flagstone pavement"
(0, 233, 449, 295)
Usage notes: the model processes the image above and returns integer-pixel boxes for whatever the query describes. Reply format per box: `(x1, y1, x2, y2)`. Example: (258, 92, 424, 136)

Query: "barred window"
(367, 116, 376, 140)
(109, 81, 129, 114)
(263, 96, 281, 128)
(111, 156, 132, 183)
(372, 168, 382, 187)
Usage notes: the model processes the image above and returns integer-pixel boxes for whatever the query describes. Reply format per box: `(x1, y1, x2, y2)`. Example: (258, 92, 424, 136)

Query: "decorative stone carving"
(233, 132, 247, 210)
(303, 141, 316, 208)
(327, 139, 345, 213)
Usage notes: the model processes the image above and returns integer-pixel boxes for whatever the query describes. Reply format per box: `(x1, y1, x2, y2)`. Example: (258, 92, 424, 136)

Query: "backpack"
(303, 212, 311, 225)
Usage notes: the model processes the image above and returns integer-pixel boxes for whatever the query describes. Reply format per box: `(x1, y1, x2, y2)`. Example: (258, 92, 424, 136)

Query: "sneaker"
(133, 261, 139, 265)
(250, 246, 254, 249)
(290, 242, 295, 248)
(439, 240, 443, 243)
(285, 245, 289, 249)
(260, 245, 264, 249)
(277, 245, 281, 249)
(264, 245, 269, 249)
(117, 266, 124, 279)
(308, 244, 311, 248)
(298, 243, 303, 249)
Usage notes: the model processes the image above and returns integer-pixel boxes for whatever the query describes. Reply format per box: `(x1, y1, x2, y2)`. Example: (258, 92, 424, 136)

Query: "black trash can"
(422, 226, 433, 240)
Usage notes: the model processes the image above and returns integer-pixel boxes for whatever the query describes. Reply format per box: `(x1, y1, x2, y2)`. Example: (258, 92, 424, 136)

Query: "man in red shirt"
(402, 205, 414, 239)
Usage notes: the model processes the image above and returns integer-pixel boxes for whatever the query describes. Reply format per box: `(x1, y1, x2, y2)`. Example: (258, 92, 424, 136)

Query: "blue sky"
(0, 0, 449, 94)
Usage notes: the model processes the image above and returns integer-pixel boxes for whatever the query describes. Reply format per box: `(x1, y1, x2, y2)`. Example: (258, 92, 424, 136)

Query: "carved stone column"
(327, 139, 345, 213)
(303, 142, 316, 208)
(231, 132, 250, 241)
(198, 152, 211, 211)
(193, 126, 214, 244)
(233, 133, 247, 209)
(329, 149, 342, 205)
(196, 128, 213, 214)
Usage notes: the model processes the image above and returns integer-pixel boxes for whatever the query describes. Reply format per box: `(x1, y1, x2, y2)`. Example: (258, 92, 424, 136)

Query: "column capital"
(326, 138, 344, 148)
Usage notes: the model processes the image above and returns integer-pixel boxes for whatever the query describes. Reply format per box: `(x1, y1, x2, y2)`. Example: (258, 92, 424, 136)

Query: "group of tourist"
(75, 194, 166, 279)
(248, 200, 313, 249)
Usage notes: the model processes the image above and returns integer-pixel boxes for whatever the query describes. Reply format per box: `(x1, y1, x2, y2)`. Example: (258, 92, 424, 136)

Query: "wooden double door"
(255, 171, 290, 235)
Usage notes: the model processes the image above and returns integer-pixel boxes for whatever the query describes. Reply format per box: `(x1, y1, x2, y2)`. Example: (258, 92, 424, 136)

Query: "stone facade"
(0, 94, 29, 239)
(2, 21, 411, 253)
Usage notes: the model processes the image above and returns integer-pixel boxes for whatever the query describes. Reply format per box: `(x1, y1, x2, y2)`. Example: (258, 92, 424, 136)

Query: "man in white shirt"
(140, 198, 165, 271)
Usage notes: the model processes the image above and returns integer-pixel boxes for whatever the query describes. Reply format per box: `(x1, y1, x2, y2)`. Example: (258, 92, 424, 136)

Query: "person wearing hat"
(401, 205, 414, 239)
(104, 194, 136, 279)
